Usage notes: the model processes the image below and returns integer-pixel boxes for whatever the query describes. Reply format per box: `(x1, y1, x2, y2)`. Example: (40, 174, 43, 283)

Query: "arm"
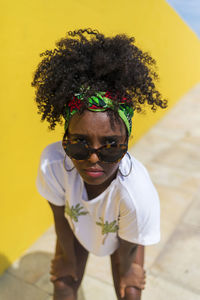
(117, 238, 138, 275)
(48, 202, 78, 281)
(117, 238, 145, 299)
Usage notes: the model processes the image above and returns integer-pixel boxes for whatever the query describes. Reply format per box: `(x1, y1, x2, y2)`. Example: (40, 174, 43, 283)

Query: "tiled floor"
(1, 84, 200, 299)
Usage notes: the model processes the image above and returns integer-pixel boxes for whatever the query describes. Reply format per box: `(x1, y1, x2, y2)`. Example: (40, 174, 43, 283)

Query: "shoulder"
(39, 141, 74, 174)
(40, 141, 65, 164)
(119, 153, 159, 208)
(118, 153, 160, 245)
(36, 142, 69, 205)
(119, 152, 155, 188)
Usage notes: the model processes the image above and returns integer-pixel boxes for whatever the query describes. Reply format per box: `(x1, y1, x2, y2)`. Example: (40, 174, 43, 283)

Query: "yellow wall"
(1, 0, 200, 273)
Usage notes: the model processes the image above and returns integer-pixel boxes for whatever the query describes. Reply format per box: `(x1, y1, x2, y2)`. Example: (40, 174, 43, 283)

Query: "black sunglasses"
(62, 139, 128, 163)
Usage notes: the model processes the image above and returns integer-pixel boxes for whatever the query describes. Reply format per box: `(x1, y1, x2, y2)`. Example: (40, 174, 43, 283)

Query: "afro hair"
(31, 28, 167, 130)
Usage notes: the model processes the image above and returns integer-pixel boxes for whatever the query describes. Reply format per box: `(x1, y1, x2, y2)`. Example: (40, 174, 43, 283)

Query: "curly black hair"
(31, 28, 167, 130)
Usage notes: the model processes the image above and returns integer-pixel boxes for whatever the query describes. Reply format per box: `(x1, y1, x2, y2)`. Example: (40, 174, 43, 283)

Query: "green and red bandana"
(64, 90, 134, 136)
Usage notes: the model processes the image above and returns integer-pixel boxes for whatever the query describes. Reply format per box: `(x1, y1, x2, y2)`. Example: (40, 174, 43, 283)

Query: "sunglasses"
(62, 139, 128, 163)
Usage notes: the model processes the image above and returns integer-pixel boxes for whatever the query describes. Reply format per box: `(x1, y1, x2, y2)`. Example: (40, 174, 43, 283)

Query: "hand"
(120, 263, 146, 298)
(50, 254, 78, 282)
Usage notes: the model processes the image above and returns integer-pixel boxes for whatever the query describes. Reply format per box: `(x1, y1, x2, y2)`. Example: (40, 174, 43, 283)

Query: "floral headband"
(64, 90, 134, 136)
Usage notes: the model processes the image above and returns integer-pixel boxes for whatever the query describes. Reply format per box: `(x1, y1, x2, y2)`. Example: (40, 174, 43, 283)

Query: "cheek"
(102, 162, 120, 174)
(71, 159, 83, 171)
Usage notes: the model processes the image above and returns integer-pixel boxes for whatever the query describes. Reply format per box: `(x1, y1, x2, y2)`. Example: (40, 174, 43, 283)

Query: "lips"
(84, 168, 104, 178)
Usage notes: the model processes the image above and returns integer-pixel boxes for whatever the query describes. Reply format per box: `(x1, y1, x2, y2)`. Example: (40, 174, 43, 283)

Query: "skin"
(68, 110, 127, 199)
(111, 240, 145, 300)
(49, 110, 145, 300)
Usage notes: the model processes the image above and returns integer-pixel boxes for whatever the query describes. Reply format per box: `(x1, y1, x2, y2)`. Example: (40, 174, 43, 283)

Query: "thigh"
(110, 245, 144, 300)
(53, 236, 89, 283)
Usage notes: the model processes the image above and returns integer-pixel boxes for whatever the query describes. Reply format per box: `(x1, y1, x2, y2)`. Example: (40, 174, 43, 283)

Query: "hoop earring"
(119, 152, 132, 177)
(63, 154, 75, 172)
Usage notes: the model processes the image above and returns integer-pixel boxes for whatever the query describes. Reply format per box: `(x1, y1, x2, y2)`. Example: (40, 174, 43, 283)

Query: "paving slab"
(142, 273, 200, 300)
(146, 162, 200, 193)
(152, 141, 200, 173)
(45, 297, 53, 300)
(183, 192, 200, 227)
(7, 251, 53, 284)
(81, 275, 116, 300)
(0, 272, 48, 300)
(152, 222, 200, 294)
(145, 184, 195, 268)
(35, 272, 54, 295)
(131, 129, 174, 164)
(85, 254, 113, 285)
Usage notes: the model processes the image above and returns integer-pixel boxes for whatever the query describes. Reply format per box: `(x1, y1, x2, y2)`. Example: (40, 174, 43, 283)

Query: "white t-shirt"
(36, 141, 160, 256)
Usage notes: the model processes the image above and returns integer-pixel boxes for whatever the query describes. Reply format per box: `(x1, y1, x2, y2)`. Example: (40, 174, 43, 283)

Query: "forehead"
(68, 110, 126, 137)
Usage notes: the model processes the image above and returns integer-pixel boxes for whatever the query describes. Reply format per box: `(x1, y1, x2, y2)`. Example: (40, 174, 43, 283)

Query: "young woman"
(32, 28, 167, 300)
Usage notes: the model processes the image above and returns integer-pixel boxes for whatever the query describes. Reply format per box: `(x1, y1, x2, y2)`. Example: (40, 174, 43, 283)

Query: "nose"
(88, 151, 100, 164)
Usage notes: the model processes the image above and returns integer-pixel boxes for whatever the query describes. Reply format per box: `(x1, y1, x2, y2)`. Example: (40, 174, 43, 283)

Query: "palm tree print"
(65, 202, 88, 222)
(96, 217, 119, 244)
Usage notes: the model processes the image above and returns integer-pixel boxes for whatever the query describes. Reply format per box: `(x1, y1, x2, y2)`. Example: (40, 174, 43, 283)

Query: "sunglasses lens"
(99, 145, 127, 163)
(63, 140, 127, 163)
(64, 141, 89, 160)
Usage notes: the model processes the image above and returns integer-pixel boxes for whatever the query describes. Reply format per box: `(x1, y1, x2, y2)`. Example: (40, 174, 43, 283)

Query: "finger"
(136, 283, 144, 290)
(50, 275, 57, 282)
(140, 285, 145, 290)
(120, 285, 125, 298)
(141, 280, 146, 289)
(134, 282, 143, 290)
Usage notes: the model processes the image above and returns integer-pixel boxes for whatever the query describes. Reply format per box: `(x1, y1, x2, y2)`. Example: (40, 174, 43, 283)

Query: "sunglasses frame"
(62, 139, 128, 163)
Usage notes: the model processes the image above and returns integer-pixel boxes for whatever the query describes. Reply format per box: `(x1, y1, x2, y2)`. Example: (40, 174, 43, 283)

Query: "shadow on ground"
(0, 251, 54, 299)
(0, 251, 85, 300)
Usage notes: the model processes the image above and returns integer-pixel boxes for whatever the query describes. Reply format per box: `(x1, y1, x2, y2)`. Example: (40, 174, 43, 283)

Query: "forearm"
(116, 239, 145, 300)
(124, 245, 145, 300)
(117, 238, 138, 276)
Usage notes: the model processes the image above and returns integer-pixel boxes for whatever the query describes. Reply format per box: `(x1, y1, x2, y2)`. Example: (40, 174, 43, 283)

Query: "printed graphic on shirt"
(65, 202, 88, 222)
(96, 217, 119, 244)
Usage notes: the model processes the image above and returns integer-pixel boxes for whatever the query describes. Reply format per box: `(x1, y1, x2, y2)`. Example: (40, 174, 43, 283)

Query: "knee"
(53, 279, 76, 299)
(125, 286, 135, 295)
(125, 286, 140, 299)
(54, 279, 70, 290)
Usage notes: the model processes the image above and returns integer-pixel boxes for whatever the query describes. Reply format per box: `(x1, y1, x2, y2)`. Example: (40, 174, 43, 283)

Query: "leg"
(110, 245, 145, 300)
(52, 236, 89, 300)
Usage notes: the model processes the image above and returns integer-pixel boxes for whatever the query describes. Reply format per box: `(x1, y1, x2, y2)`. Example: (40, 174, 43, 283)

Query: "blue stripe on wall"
(166, 0, 200, 38)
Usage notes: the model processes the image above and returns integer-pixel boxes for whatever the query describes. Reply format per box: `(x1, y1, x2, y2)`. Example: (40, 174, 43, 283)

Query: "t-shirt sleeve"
(118, 169, 160, 246)
(36, 148, 66, 206)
